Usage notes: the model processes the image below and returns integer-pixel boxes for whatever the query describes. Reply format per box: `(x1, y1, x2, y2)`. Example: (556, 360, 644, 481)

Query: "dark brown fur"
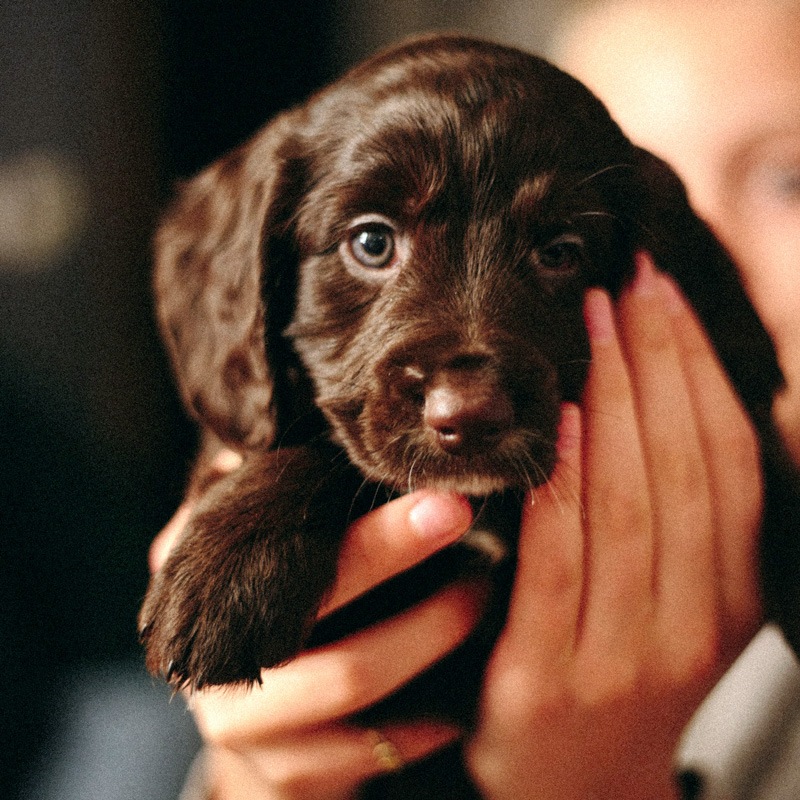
(139, 35, 800, 791)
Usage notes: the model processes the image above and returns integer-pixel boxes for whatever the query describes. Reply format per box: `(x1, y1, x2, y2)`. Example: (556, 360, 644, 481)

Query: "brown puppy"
(140, 35, 800, 712)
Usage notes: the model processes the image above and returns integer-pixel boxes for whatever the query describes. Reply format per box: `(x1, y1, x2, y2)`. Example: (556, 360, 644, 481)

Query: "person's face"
(557, 5, 800, 391)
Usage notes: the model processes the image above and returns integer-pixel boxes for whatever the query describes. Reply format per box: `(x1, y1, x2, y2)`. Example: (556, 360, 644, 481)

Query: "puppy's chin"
(353, 441, 558, 497)
(404, 460, 552, 495)
(419, 474, 517, 496)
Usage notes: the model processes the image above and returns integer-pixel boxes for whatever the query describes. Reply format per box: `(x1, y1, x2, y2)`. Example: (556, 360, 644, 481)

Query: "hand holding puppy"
(151, 487, 480, 800)
(152, 261, 762, 800)
(467, 257, 762, 800)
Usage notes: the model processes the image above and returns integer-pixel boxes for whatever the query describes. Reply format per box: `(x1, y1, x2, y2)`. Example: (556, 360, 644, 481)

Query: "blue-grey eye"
(349, 224, 396, 268)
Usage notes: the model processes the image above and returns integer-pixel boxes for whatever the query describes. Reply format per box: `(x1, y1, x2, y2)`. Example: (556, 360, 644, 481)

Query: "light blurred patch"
(0, 151, 89, 273)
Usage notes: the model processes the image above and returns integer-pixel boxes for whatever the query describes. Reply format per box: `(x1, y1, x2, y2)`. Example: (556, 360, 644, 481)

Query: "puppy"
(140, 33, 800, 729)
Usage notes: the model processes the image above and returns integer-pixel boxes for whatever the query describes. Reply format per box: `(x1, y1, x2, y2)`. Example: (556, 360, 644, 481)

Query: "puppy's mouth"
(346, 404, 558, 497)
(354, 424, 559, 496)
(321, 356, 562, 496)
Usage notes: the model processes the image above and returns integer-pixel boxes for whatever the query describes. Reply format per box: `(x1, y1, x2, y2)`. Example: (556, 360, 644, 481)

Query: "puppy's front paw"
(139, 445, 359, 690)
(139, 519, 317, 689)
(139, 502, 341, 689)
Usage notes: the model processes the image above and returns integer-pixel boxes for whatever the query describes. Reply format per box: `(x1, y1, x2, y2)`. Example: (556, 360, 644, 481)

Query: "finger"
(580, 286, 654, 644)
(191, 579, 486, 743)
(320, 491, 473, 615)
(149, 501, 194, 573)
(211, 720, 461, 800)
(500, 403, 584, 665)
(267, 722, 461, 793)
(617, 254, 716, 639)
(358, 720, 462, 778)
(660, 274, 763, 646)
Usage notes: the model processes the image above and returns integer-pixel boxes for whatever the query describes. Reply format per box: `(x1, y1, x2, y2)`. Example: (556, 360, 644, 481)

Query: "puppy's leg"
(139, 443, 363, 690)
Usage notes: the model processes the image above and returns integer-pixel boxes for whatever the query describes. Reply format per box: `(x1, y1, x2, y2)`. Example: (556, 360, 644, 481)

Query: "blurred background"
(0, 1, 570, 797)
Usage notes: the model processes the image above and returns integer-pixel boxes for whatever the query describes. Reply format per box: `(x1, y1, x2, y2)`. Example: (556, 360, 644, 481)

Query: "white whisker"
(568, 162, 634, 192)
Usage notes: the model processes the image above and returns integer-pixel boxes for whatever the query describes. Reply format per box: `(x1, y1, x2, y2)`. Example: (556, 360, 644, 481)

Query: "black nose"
(423, 373, 514, 456)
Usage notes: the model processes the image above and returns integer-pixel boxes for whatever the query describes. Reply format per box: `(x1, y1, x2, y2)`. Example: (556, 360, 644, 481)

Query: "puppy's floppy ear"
(154, 111, 305, 449)
(626, 146, 783, 410)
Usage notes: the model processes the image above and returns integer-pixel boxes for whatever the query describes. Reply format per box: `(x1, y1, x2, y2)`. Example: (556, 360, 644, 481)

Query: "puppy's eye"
(536, 234, 585, 277)
(347, 223, 396, 269)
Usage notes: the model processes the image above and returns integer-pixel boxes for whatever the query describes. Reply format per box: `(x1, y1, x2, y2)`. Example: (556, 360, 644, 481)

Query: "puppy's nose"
(423, 376, 514, 456)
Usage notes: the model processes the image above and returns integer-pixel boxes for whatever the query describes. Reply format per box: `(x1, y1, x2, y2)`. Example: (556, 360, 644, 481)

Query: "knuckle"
(621, 296, 673, 357)
(192, 701, 237, 745)
(638, 317, 673, 355)
(594, 486, 650, 537)
(653, 432, 709, 494)
(585, 361, 632, 410)
(324, 654, 379, 715)
(489, 662, 574, 729)
(195, 719, 227, 745)
(531, 550, 582, 600)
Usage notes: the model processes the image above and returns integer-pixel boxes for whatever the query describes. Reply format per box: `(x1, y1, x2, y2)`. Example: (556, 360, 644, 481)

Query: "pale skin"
(151, 256, 763, 799)
(555, 0, 800, 463)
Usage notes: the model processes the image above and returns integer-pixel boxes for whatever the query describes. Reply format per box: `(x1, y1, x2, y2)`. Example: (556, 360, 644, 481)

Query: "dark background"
(0, 1, 341, 796)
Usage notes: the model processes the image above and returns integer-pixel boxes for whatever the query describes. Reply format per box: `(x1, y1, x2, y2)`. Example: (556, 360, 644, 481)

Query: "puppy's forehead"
(302, 37, 632, 219)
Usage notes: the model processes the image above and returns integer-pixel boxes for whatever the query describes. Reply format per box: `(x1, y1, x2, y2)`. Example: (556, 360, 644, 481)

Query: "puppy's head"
(156, 34, 778, 495)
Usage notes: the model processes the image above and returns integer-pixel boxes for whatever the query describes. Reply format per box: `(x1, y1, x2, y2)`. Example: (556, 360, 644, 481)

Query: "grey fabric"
(679, 626, 800, 800)
(24, 662, 201, 800)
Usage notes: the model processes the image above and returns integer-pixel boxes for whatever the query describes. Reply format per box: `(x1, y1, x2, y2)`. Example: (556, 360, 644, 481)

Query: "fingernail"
(583, 288, 615, 343)
(409, 493, 473, 541)
(632, 251, 659, 296)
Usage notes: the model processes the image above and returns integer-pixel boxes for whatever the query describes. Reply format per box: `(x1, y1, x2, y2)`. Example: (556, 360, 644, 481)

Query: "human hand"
(466, 253, 764, 800)
(150, 481, 479, 800)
